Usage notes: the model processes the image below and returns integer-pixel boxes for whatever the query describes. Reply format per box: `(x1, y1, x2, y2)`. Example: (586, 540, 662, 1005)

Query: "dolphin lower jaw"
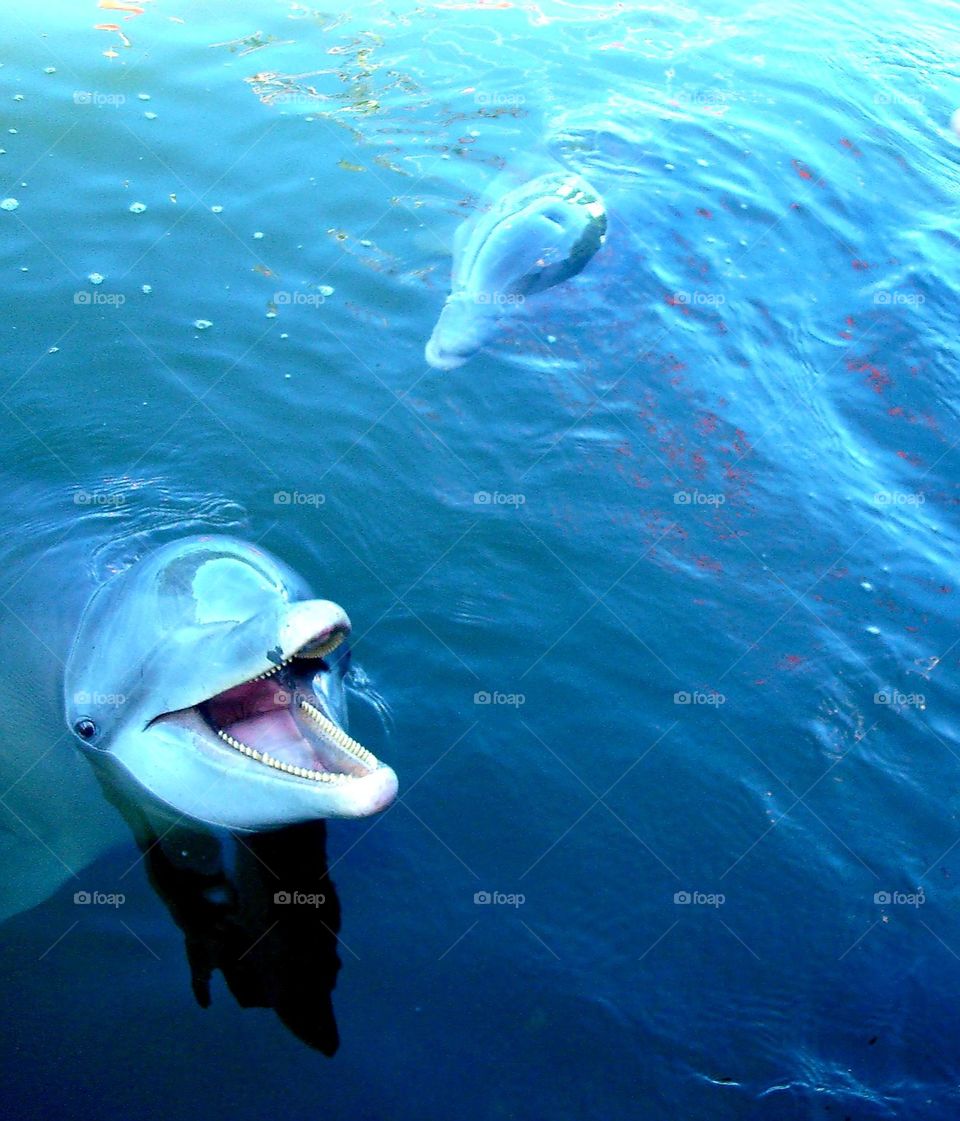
(424, 294, 499, 371)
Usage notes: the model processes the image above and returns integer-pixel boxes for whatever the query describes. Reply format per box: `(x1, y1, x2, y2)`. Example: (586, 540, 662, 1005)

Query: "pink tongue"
(208, 678, 333, 772)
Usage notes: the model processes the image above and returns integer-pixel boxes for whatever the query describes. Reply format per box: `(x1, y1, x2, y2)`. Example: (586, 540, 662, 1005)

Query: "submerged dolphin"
(425, 170, 607, 370)
(65, 535, 398, 833)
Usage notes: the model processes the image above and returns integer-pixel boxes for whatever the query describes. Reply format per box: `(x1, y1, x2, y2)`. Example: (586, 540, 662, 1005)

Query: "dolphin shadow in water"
(101, 766, 343, 1055)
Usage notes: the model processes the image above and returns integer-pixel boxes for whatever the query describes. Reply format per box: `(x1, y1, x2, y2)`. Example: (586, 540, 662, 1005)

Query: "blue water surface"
(1, 1, 959, 1118)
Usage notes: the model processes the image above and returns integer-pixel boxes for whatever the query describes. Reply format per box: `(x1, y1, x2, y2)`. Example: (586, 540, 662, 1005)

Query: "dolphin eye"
(74, 719, 97, 740)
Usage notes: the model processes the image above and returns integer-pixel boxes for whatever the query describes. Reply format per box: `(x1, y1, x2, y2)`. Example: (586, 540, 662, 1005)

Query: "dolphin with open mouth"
(425, 169, 607, 370)
(64, 535, 398, 833)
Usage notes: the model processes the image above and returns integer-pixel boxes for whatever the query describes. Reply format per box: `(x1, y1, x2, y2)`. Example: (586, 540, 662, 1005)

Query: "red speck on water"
(691, 451, 707, 478)
(847, 357, 891, 395)
(839, 330, 853, 339)
(697, 413, 720, 435)
(851, 259, 870, 270)
(845, 316, 855, 327)
(896, 449, 923, 466)
(780, 654, 805, 669)
(665, 294, 691, 315)
(732, 429, 752, 457)
(696, 555, 723, 573)
(792, 159, 813, 179)
(754, 678, 767, 686)
(839, 137, 863, 157)
(696, 207, 713, 219)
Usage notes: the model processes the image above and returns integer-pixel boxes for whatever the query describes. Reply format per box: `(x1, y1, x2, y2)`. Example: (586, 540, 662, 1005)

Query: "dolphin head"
(425, 171, 607, 370)
(64, 536, 398, 831)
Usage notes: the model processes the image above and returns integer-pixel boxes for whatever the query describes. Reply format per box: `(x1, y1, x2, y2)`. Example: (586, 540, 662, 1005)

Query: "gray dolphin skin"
(425, 170, 607, 370)
(64, 535, 398, 834)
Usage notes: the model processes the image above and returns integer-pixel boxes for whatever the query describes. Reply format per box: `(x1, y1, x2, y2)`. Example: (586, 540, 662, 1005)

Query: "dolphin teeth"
(296, 697, 378, 768)
(215, 727, 347, 783)
(298, 630, 346, 659)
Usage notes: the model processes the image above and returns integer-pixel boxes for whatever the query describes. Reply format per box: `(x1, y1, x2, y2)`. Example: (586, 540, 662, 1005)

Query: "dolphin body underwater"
(425, 170, 607, 370)
(0, 533, 397, 928)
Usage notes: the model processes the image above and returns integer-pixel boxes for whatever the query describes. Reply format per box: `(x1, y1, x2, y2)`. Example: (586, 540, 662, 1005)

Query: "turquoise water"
(2, 1, 959, 1117)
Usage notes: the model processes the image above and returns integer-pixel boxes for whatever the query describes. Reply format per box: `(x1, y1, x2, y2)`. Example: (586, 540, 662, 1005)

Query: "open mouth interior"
(194, 628, 379, 783)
